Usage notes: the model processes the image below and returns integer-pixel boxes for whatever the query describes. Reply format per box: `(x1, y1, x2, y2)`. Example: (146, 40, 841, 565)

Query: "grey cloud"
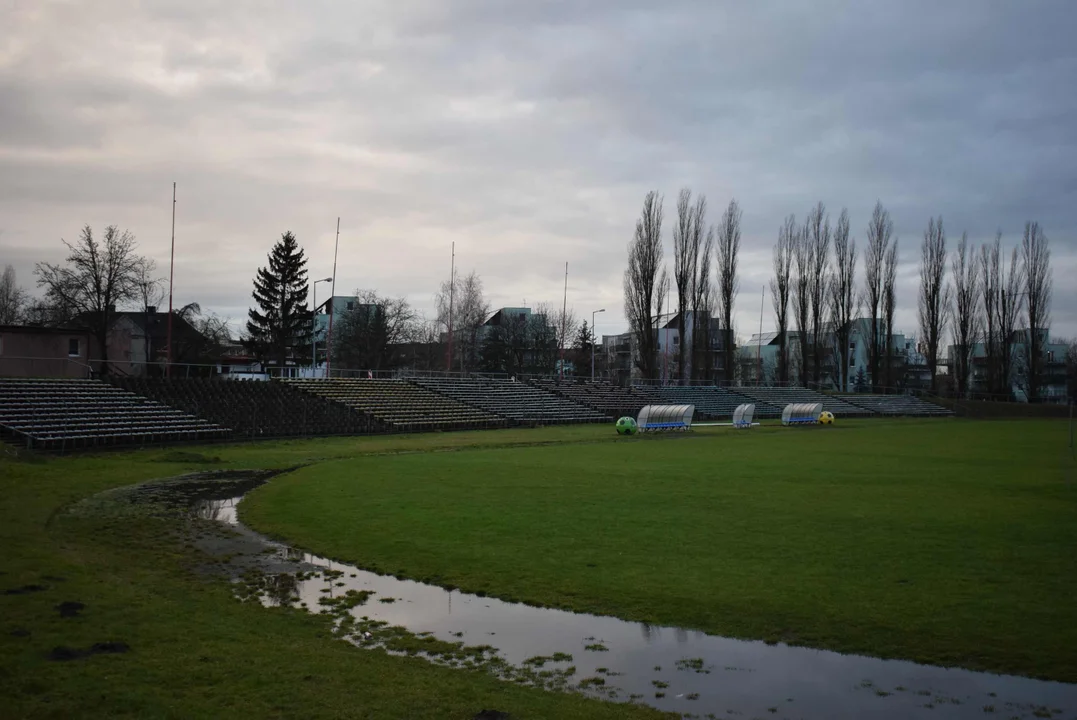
(1, 0, 1075, 342)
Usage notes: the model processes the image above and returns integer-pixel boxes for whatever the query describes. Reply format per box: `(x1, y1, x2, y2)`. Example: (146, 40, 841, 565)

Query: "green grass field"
(2, 419, 1075, 719)
(0, 428, 666, 719)
(242, 419, 1077, 682)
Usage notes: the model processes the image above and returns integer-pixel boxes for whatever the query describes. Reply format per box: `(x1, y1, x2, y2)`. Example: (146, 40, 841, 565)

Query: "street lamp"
(312, 277, 333, 376)
(591, 308, 605, 382)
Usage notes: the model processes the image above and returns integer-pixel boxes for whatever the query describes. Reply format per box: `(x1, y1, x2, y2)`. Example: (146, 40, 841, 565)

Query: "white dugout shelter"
(636, 404, 695, 432)
(781, 402, 823, 426)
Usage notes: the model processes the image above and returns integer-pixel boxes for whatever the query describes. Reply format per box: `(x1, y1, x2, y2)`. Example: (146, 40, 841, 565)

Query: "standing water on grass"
(141, 473, 1077, 720)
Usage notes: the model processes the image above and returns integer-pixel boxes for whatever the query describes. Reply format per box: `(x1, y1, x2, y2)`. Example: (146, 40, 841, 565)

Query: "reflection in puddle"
(153, 474, 1077, 719)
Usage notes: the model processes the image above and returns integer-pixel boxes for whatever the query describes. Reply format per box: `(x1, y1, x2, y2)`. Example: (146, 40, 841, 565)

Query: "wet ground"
(93, 471, 1077, 720)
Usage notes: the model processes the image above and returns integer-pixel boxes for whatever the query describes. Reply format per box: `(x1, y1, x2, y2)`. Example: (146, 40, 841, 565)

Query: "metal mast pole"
(166, 181, 175, 378)
(560, 262, 567, 380)
(446, 242, 455, 372)
(758, 285, 765, 385)
(325, 217, 340, 377)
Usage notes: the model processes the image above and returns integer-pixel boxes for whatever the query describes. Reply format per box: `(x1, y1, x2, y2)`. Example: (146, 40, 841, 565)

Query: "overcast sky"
(2, 0, 1075, 343)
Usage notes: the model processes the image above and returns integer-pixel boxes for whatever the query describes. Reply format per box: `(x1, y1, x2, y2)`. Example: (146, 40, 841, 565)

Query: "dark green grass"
(242, 419, 1077, 682)
(0, 427, 667, 719)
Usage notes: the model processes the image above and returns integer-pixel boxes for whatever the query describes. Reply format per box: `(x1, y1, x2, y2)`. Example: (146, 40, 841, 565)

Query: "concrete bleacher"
(413, 376, 606, 425)
(836, 394, 953, 416)
(652, 385, 783, 419)
(110, 377, 387, 439)
(529, 379, 663, 419)
(287, 378, 505, 432)
(733, 386, 873, 417)
(0, 378, 230, 451)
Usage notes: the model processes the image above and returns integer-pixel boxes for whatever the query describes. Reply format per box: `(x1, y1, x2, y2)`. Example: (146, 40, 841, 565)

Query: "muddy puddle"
(108, 472, 1077, 720)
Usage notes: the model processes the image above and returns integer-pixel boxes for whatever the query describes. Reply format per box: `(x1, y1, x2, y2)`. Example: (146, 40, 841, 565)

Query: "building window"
(849, 341, 856, 350)
(68, 338, 81, 357)
(1047, 350, 1054, 363)
(346, 301, 355, 311)
(673, 336, 680, 345)
(850, 357, 856, 367)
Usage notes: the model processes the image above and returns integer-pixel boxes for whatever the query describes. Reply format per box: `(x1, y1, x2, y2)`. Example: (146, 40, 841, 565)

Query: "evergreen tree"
(245, 232, 311, 368)
(574, 321, 591, 353)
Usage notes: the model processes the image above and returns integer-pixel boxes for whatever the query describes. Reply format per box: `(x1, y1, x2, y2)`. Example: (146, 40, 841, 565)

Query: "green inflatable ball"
(615, 416, 638, 436)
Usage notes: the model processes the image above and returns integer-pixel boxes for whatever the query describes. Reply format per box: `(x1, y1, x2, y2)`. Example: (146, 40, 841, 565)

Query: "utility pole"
(591, 308, 605, 381)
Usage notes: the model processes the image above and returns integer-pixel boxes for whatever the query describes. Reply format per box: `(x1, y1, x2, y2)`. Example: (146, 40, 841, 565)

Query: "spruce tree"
(245, 231, 311, 369)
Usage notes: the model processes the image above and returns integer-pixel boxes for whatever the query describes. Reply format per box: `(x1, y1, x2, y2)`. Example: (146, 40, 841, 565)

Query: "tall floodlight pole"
(166, 181, 176, 378)
(591, 308, 605, 381)
(757, 285, 765, 385)
(325, 218, 340, 377)
(446, 242, 455, 373)
(312, 277, 333, 376)
(560, 262, 568, 380)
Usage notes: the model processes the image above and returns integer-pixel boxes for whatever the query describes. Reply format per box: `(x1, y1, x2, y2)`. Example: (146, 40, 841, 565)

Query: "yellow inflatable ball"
(819, 411, 835, 425)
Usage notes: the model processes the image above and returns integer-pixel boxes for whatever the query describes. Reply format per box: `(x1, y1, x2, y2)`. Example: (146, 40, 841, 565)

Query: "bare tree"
(553, 305, 579, 373)
(770, 215, 796, 385)
(978, 237, 999, 396)
(998, 243, 1024, 398)
(828, 209, 857, 391)
(805, 202, 831, 386)
(917, 217, 951, 393)
(1065, 337, 1077, 402)
(35, 225, 149, 375)
(883, 241, 899, 390)
(672, 189, 697, 383)
(334, 290, 419, 372)
(792, 226, 813, 387)
(436, 270, 490, 372)
(1021, 222, 1051, 402)
(716, 199, 741, 385)
(0, 264, 27, 324)
(981, 234, 1024, 397)
(691, 216, 714, 381)
(864, 201, 893, 392)
(132, 257, 165, 313)
(950, 232, 980, 398)
(623, 191, 666, 380)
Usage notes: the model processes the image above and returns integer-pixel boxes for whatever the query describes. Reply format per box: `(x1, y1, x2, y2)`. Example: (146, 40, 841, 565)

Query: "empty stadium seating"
(110, 377, 386, 438)
(529, 379, 663, 418)
(0, 378, 230, 451)
(835, 394, 953, 416)
(287, 378, 505, 432)
(733, 386, 873, 417)
(653, 385, 783, 419)
(413, 377, 606, 424)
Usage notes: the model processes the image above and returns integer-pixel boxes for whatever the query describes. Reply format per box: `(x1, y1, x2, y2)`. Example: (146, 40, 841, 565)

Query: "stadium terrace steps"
(835, 394, 954, 416)
(732, 386, 874, 417)
(652, 385, 783, 419)
(286, 378, 506, 432)
(110, 377, 387, 439)
(0, 378, 230, 451)
(528, 378, 663, 418)
(411, 377, 606, 424)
